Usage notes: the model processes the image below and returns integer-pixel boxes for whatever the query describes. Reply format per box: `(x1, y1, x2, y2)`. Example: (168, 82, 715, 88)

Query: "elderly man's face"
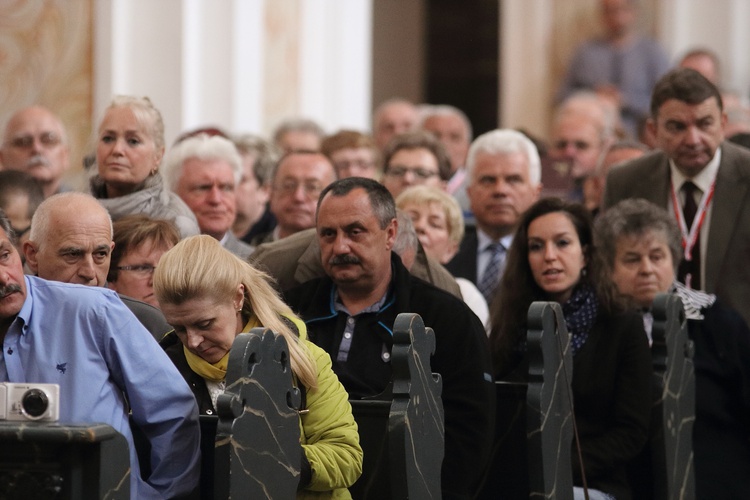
(270, 153, 335, 239)
(422, 114, 470, 173)
(175, 158, 237, 240)
(374, 102, 418, 150)
(317, 188, 396, 290)
(551, 114, 604, 179)
(0, 227, 27, 333)
(0, 107, 69, 196)
(467, 151, 541, 239)
(24, 208, 113, 287)
(648, 97, 726, 178)
(611, 230, 675, 309)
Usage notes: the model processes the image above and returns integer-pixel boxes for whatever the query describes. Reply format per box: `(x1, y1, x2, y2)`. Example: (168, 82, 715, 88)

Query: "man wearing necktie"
(603, 67, 750, 328)
(446, 130, 542, 306)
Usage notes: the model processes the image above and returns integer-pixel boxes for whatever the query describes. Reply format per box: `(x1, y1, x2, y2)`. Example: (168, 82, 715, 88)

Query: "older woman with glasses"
(154, 235, 362, 498)
(108, 215, 180, 309)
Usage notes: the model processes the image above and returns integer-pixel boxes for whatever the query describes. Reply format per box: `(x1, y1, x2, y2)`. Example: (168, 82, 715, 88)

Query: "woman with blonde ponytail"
(154, 235, 362, 499)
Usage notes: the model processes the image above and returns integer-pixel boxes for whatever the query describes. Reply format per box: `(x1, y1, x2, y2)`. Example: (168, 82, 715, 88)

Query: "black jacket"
(284, 254, 495, 499)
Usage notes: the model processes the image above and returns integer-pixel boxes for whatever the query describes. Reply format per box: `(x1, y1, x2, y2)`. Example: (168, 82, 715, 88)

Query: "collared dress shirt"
(0, 276, 201, 499)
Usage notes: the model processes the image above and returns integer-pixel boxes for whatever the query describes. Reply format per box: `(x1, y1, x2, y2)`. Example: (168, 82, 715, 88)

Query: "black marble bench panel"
(213, 327, 302, 500)
(650, 293, 695, 500)
(349, 312, 444, 500)
(477, 301, 573, 500)
(0, 422, 130, 499)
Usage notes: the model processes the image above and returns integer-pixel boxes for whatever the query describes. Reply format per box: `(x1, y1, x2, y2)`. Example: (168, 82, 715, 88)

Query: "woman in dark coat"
(490, 198, 652, 500)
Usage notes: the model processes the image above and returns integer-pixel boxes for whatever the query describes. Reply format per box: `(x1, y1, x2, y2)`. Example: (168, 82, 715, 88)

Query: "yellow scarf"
(184, 314, 262, 382)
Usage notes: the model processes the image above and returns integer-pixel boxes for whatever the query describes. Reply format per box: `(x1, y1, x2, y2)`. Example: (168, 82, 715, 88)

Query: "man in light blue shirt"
(0, 210, 200, 499)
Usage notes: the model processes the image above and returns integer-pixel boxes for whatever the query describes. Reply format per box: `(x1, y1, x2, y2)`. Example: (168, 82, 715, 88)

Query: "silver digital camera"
(0, 383, 59, 421)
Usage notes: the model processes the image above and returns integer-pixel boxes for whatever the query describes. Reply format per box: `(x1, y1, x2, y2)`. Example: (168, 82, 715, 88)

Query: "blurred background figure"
(381, 131, 451, 199)
(272, 117, 325, 153)
(90, 95, 199, 238)
(0, 170, 44, 260)
(232, 134, 279, 244)
(372, 98, 419, 151)
(678, 47, 721, 86)
(0, 105, 71, 198)
(420, 104, 474, 220)
(108, 214, 180, 309)
(583, 139, 648, 214)
(556, 0, 670, 137)
(321, 129, 380, 179)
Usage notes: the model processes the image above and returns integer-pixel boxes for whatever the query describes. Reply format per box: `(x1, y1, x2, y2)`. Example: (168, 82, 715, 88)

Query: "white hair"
(162, 134, 243, 190)
(465, 129, 541, 186)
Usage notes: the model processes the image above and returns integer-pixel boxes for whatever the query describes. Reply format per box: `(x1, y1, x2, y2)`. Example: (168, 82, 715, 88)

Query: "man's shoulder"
(250, 229, 323, 290)
(720, 141, 750, 177)
(118, 294, 172, 341)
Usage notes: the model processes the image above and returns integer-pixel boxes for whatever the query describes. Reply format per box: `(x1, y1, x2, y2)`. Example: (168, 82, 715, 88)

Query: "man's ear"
(23, 241, 39, 273)
(385, 217, 398, 250)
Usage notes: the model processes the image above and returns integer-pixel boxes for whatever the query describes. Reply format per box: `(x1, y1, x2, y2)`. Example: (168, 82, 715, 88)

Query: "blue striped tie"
(478, 242, 505, 305)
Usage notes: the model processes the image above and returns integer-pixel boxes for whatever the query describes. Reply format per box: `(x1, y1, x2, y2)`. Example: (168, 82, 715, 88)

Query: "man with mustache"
(284, 177, 495, 499)
(603, 68, 750, 328)
(445, 129, 542, 305)
(0, 106, 72, 198)
(0, 209, 201, 498)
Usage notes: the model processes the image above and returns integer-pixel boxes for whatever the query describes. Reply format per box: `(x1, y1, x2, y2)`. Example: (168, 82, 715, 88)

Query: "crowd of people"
(1, 0, 749, 498)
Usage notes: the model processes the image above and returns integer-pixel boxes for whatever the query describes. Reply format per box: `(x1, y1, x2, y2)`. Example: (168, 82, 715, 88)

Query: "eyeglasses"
(8, 132, 62, 149)
(274, 180, 324, 199)
(553, 140, 593, 152)
(334, 159, 375, 172)
(115, 264, 156, 278)
(385, 166, 438, 180)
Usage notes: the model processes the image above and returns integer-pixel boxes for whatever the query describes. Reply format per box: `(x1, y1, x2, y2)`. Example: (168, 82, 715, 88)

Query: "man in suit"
(164, 133, 254, 259)
(445, 129, 542, 305)
(603, 67, 750, 327)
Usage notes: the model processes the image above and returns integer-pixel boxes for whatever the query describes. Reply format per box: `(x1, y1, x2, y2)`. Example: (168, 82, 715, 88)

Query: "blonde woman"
(154, 235, 362, 499)
(396, 185, 489, 327)
(90, 95, 199, 238)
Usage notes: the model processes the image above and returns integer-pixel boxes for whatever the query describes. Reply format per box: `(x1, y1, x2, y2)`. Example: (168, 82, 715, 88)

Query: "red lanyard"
(670, 179, 715, 261)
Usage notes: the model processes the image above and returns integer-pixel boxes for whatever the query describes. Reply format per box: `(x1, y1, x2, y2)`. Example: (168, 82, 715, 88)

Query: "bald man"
(23, 192, 171, 340)
(0, 106, 71, 198)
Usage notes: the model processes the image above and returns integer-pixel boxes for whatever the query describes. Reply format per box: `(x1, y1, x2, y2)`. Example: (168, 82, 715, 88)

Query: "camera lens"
(21, 388, 49, 419)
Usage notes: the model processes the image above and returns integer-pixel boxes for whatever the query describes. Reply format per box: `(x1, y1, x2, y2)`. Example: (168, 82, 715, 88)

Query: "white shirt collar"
(476, 227, 513, 253)
(669, 146, 722, 193)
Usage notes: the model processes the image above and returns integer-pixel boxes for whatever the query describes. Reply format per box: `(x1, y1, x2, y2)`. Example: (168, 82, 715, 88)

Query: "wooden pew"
(630, 293, 696, 500)
(477, 301, 574, 500)
(348, 312, 444, 500)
